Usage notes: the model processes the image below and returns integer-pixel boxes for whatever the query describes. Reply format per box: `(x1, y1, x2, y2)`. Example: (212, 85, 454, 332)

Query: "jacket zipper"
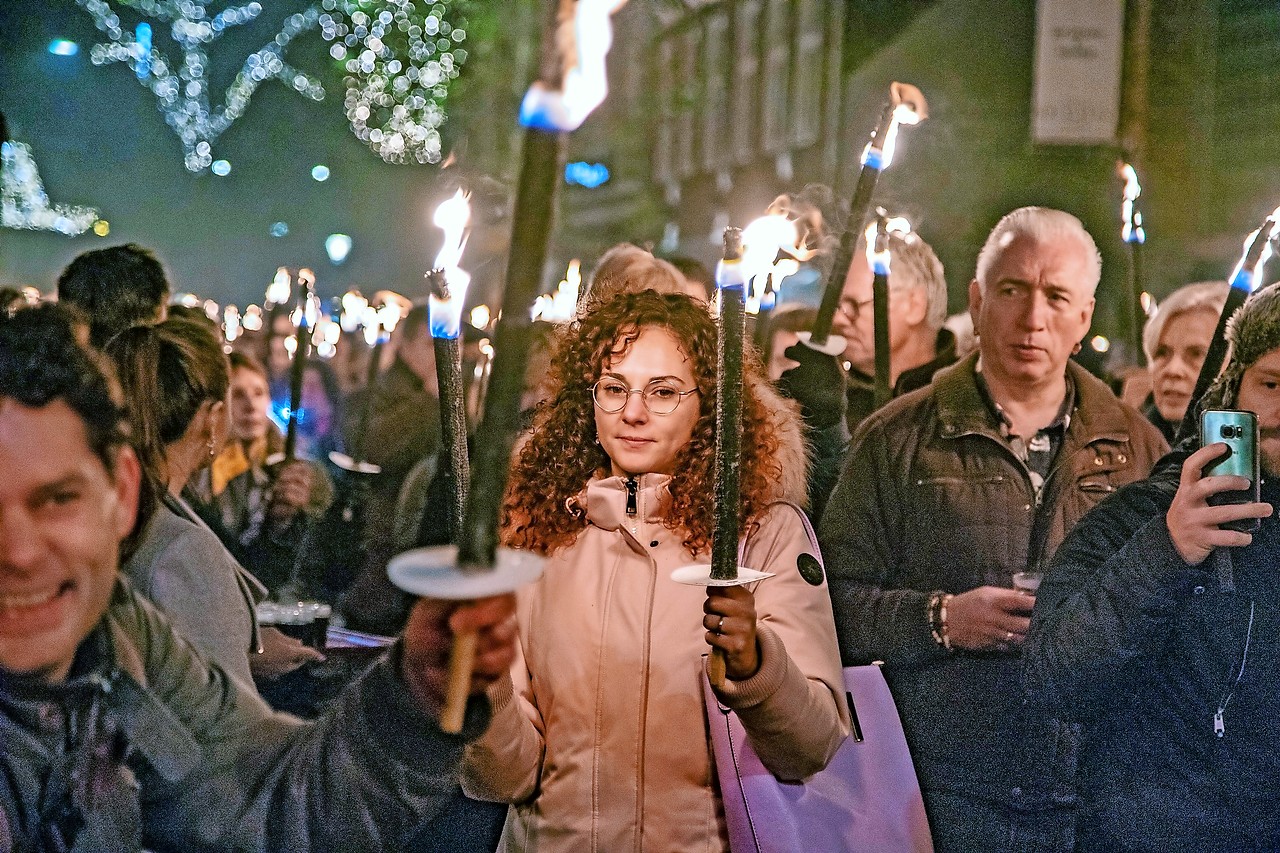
(634, 480, 655, 850)
(1214, 600, 1255, 737)
(625, 475, 639, 535)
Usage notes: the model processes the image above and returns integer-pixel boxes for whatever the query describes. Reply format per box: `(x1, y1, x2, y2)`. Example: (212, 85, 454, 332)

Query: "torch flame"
(1229, 204, 1280, 292)
(1140, 291, 1157, 317)
(862, 215, 914, 273)
(741, 215, 800, 315)
(865, 221, 892, 277)
(223, 305, 242, 342)
(532, 259, 583, 323)
(874, 82, 928, 170)
(362, 306, 382, 347)
(266, 267, 291, 306)
(430, 189, 473, 338)
(241, 304, 263, 332)
(1120, 163, 1145, 244)
(519, 0, 629, 132)
(340, 290, 368, 333)
(1120, 163, 1141, 200)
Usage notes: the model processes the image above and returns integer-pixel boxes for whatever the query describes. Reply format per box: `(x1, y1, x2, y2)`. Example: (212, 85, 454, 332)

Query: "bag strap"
(706, 666, 765, 853)
(740, 500, 822, 566)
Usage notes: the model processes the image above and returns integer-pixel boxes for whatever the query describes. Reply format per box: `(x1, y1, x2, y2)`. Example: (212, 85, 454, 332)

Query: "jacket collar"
(580, 474, 672, 532)
(933, 352, 1134, 446)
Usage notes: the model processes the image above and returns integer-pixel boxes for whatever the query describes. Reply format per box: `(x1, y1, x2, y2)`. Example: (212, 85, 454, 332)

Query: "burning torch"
(808, 82, 927, 353)
(426, 187, 473, 542)
(387, 0, 630, 734)
(1119, 162, 1147, 363)
(283, 269, 317, 462)
(670, 228, 776, 690)
(868, 212, 893, 408)
(1177, 204, 1280, 442)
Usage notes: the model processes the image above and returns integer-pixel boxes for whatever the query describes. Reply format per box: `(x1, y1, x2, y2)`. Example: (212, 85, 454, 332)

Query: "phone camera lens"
(1221, 425, 1239, 439)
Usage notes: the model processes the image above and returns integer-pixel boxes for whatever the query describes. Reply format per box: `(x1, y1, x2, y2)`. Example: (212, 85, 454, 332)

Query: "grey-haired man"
(821, 207, 1167, 851)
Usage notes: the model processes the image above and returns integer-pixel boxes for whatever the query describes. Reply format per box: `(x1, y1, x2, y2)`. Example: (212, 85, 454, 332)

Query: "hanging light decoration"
(75, 0, 325, 173)
(319, 0, 469, 165)
(1, 140, 101, 235)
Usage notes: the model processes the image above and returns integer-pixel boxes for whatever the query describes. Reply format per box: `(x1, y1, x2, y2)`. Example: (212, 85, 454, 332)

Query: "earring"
(208, 436, 218, 458)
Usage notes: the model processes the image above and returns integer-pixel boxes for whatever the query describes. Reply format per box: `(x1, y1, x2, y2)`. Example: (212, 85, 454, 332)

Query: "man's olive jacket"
(819, 353, 1167, 808)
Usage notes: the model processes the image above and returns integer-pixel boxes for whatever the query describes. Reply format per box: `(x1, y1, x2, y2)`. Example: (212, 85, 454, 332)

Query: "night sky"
(1, 1, 467, 307)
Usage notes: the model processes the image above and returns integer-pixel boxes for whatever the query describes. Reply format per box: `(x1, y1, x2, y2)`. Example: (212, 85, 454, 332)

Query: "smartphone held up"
(1201, 409, 1262, 533)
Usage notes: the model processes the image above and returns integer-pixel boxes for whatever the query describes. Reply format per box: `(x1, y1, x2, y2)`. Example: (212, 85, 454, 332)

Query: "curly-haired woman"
(462, 290, 849, 852)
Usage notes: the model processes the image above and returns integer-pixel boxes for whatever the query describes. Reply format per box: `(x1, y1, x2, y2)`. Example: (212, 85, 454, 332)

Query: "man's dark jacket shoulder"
(0, 580, 484, 852)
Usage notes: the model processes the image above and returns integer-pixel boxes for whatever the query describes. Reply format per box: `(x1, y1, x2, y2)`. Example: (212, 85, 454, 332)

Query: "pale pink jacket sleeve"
(460, 593, 546, 803)
(711, 503, 850, 781)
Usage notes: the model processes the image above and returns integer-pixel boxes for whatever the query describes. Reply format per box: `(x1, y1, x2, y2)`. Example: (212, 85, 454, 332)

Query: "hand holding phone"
(1201, 409, 1262, 533)
(1165, 415, 1273, 566)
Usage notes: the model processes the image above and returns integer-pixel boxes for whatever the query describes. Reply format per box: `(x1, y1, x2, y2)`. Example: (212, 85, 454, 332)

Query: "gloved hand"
(778, 341, 847, 430)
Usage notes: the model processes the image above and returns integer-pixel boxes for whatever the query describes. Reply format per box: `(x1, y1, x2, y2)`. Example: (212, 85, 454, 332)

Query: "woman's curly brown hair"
(502, 289, 786, 557)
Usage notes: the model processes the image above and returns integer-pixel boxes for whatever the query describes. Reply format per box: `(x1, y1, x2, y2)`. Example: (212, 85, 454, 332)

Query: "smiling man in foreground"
(820, 207, 1167, 851)
(0, 303, 516, 852)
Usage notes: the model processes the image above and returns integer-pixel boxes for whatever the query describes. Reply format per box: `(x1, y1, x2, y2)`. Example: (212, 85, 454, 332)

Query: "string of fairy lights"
(76, 0, 327, 173)
(69, 0, 468, 173)
(0, 140, 103, 236)
(320, 0, 468, 165)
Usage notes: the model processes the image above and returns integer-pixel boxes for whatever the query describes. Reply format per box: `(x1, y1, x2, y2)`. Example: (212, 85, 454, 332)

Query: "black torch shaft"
(811, 104, 895, 346)
(711, 228, 745, 582)
(871, 217, 892, 409)
(350, 336, 383, 464)
(457, 126, 564, 569)
(284, 276, 312, 462)
(426, 269, 471, 540)
(1127, 241, 1145, 365)
(435, 335, 469, 539)
(1176, 214, 1279, 443)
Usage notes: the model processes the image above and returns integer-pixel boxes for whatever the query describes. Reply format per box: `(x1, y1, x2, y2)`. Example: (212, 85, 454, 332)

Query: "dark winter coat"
(1023, 452, 1280, 851)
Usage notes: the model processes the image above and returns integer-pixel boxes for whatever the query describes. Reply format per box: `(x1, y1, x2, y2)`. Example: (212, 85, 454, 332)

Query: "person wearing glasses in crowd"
(830, 226, 957, 434)
(461, 289, 847, 852)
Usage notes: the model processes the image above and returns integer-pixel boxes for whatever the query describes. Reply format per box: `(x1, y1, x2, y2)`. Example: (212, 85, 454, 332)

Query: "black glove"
(778, 341, 848, 430)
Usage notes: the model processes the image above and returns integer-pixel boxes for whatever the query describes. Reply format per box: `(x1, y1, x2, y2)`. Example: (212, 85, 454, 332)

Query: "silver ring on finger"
(717, 616, 725, 634)
(1005, 631, 1015, 642)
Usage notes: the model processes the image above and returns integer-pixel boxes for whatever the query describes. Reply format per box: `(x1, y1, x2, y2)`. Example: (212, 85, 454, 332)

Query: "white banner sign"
(1031, 0, 1125, 145)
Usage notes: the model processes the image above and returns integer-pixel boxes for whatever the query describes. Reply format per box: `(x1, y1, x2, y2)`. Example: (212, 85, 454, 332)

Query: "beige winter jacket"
(462, 474, 848, 853)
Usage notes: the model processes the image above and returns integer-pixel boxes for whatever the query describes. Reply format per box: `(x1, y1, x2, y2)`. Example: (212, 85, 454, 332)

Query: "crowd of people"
(1, 197, 1276, 853)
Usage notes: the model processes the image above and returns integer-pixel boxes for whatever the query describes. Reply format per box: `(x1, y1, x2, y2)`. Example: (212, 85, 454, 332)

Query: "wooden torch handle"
(708, 647, 728, 691)
(440, 628, 479, 734)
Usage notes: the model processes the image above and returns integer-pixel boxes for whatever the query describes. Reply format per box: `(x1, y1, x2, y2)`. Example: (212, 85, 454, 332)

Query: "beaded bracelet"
(927, 591, 954, 652)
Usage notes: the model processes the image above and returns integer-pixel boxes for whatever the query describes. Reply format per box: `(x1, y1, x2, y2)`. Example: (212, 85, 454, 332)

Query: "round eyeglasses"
(591, 379, 699, 416)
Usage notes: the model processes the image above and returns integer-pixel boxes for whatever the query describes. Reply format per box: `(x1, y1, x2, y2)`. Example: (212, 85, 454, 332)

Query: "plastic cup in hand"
(1012, 571, 1043, 595)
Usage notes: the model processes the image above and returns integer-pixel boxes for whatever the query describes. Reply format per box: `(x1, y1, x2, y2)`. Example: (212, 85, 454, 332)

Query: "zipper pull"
(625, 476, 638, 516)
(1214, 710, 1225, 738)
